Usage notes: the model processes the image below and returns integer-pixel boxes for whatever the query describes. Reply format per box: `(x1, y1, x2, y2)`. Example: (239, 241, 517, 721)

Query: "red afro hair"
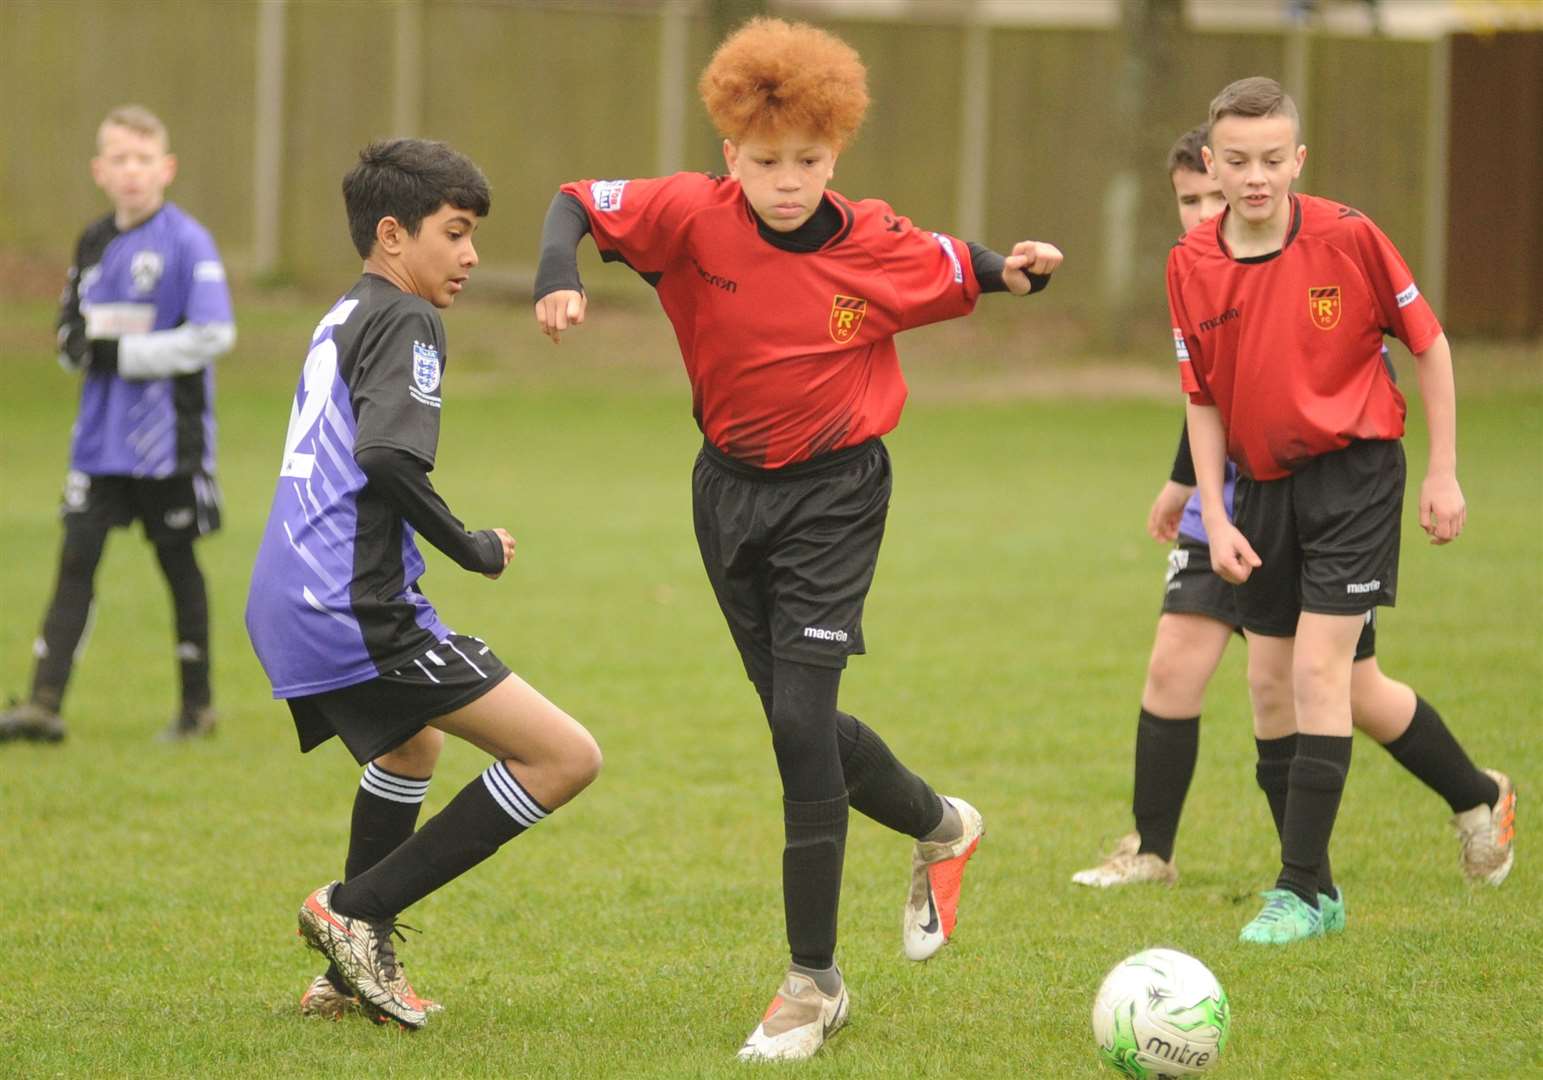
(698, 17, 869, 148)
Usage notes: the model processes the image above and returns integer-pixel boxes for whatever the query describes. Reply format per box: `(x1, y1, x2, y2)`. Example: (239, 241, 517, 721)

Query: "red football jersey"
(1167, 193, 1442, 480)
(561, 173, 981, 467)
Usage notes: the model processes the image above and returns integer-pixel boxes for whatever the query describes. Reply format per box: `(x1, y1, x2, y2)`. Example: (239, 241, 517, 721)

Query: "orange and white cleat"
(296, 883, 427, 1030)
(902, 796, 984, 961)
(299, 973, 358, 1020)
(736, 969, 849, 1061)
(1453, 769, 1516, 886)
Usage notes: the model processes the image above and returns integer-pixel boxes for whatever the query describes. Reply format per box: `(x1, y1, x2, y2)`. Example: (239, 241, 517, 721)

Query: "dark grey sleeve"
(356, 447, 505, 574)
(533, 192, 591, 302)
(1170, 419, 1197, 486)
(351, 305, 445, 468)
(966, 242, 1052, 296)
(56, 234, 89, 370)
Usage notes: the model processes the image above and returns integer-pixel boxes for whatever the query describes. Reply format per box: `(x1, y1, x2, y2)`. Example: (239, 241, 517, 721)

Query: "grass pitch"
(1, 293, 1538, 1078)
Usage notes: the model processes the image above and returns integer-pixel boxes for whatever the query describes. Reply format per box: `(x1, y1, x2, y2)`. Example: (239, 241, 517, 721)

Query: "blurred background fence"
(2, 0, 1538, 337)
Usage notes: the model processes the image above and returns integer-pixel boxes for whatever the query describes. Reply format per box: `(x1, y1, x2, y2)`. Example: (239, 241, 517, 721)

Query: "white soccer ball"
(1091, 947, 1230, 1078)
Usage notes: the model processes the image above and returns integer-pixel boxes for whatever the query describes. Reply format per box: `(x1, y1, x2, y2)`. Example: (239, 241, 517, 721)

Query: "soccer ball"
(1091, 948, 1230, 1078)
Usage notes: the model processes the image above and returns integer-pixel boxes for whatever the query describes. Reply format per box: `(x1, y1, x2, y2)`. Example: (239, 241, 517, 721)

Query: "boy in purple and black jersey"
(1, 105, 235, 745)
(247, 139, 599, 1028)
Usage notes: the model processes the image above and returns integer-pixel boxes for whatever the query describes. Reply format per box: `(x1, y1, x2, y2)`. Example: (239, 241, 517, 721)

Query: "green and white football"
(1091, 948, 1230, 1078)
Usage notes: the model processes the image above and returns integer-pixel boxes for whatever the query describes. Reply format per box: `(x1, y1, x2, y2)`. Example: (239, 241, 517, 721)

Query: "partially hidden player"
(1074, 126, 1515, 909)
(533, 17, 1060, 1060)
(1, 105, 235, 744)
(1168, 78, 1514, 944)
(245, 139, 601, 1027)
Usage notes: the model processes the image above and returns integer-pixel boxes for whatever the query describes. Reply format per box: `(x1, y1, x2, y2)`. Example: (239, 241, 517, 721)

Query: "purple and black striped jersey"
(64, 203, 232, 477)
(246, 275, 455, 698)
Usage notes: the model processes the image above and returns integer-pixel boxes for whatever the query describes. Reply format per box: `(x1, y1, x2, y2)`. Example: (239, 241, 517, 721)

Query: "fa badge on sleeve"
(410, 340, 442, 407)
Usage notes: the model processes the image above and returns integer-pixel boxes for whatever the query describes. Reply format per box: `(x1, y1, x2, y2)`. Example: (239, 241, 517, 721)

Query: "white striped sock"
(360, 762, 430, 805)
(480, 762, 549, 830)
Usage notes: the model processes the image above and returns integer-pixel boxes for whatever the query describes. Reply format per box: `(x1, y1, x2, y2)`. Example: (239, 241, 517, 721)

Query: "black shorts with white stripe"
(286, 633, 511, 764)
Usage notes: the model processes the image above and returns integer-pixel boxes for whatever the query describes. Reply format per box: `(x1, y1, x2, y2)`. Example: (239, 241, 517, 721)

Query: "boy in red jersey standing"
(534, 17, 1060, 1060)
(1169, 77, 1511, 944)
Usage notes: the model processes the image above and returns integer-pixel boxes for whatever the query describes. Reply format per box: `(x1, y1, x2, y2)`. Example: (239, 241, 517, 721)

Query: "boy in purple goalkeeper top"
(0, 105, 235, 745)
(246, 139, 600, 1028)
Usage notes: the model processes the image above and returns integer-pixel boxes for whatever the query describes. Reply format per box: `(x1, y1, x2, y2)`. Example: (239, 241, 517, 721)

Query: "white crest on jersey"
(1394, 282, 1420, 309)
(930, 232, 964, 284)
(131, 250, 165, 295)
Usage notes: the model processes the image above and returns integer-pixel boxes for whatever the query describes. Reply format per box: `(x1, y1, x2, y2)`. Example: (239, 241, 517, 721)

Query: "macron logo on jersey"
(930, 232, 964, 284)
(591, 180, 629, 213)
(411, 340, 442, 408)
(1172, 328, 1190, 362)
(1395, 282, 1420, 309)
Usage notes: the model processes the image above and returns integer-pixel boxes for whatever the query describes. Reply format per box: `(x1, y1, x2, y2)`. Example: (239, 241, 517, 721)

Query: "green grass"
(0, 293, 1539, 1078)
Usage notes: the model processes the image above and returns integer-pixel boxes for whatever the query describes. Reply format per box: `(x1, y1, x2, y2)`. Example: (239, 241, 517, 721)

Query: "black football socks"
(1275, 734, 1353, 906)
(330, 761, 548, 923)
(1133, 710, 1200, 862)
(154, 540, 212, 714)
(325, 763, 431, 989)
(835, 712, 947, 839)
(1257, 734, 1335, 898)
(31, 516, 109, 708)
(1381, 696, 1500, 813)
(784, 794, 850, 971)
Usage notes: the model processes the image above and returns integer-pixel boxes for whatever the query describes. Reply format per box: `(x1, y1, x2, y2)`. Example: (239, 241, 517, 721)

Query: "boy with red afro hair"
(534, 17, 1060, 1060)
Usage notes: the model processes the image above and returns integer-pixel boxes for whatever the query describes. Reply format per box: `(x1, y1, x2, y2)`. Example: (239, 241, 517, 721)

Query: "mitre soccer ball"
(1091, 948, 1230, 1078)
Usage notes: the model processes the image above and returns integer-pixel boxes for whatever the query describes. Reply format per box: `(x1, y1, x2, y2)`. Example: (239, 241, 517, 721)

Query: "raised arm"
(532, 192, 592, 344)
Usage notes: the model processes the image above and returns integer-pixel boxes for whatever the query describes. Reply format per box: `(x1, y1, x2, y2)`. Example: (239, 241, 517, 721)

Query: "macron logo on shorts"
(803, 626, 849, 643)
(1346, 579, 1382, 595)
(591, 180, 629, 212)
(1394, 283, 1420, 309)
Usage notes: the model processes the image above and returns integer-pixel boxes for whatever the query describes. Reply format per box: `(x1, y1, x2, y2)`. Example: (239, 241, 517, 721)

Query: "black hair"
(342, 138, 491, 258)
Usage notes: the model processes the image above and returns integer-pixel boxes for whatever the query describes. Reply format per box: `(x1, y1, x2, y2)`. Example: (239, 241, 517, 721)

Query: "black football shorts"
(1161, 533, 1376, 658)
(61, 469, 222, 543)
(692, 438, 890, 695)
(286, 633, 512, 764)
(1231, 439, 1404, 638)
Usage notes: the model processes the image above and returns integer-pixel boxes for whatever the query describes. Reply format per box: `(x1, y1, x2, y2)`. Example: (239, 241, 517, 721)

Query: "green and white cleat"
(1452, 769, 1516, 886)
(1239, 888, 1324, 945)
(1071, 832, 1177, 888)
(1318, 888, 1346, 935)
(736, 969, 849, 1062)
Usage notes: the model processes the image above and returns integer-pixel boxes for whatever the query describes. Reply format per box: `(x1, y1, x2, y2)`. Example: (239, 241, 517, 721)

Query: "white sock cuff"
(361, 762, 431, 804)
(480, 762, 549, 829)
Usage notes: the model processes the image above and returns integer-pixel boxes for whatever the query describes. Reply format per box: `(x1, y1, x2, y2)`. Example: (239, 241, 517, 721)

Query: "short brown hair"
(98, 104, 169, 151)
(1207, 77, 1300, 138)
(1167, 124, 1209, 176)
(698, 17, 869, 147)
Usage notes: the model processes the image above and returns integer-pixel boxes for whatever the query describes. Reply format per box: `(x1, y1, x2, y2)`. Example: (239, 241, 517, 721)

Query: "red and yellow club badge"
(1308, 286, 1341, 330)
(829, 295, 868, 344)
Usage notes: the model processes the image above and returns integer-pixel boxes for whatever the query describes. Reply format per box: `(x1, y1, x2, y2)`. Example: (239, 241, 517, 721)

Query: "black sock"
(325, 763, 430, 988)
(156, 540, 211, 713)
(31, 515, 109, 709)
(1257, 734, 1335, 894)
(1381, 697, 1499, 813)
(1132, 709, 1200, 862)
(1275, 734, 1352, 906)
(330, 762, 546, 922)
(835, 712, 944, 839)
(784, 795, 849, 971)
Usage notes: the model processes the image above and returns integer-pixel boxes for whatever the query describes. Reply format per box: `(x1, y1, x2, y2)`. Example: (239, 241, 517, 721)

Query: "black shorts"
(286, 634, 511, 764)
(61, 469, 222, 543)
(1232, 439, 1404, 638)
(692, 438, 890, 694)
(1159, 534, 1377, 659)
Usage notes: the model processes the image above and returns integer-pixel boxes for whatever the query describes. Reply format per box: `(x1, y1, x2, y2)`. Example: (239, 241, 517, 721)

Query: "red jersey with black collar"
(1167, 193, 1442, 480)
(561, 173, 981, 468)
